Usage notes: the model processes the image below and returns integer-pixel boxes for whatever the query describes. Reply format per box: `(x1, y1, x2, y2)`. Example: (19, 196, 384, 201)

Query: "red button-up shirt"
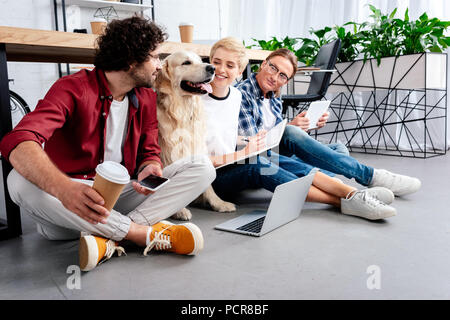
(0, 68, 162, 179)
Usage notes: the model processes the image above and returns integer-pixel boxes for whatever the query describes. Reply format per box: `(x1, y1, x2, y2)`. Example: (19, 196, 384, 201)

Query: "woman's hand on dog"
(133, 163, 163, 195)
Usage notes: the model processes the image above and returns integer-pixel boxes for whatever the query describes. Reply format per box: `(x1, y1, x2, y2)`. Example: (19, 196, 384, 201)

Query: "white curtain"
(222, 0, 450, 152)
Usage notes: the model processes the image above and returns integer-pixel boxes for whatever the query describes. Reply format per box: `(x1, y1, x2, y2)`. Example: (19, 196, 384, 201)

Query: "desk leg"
(0, 43, 22, 240)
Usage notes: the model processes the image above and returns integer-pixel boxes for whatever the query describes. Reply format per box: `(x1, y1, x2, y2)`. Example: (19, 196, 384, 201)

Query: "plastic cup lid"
(179, 22, 194, 26)
(95, 161, 130, 185)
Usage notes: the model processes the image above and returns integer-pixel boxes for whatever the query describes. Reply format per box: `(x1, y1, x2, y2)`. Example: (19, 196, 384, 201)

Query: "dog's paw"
(210, 200, 237, 213)
(171, 208, 192, 221)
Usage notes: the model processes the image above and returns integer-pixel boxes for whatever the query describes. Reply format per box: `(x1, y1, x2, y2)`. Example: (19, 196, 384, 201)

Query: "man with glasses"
(236, 48, 421, 197)
(0, 17, 215, 272)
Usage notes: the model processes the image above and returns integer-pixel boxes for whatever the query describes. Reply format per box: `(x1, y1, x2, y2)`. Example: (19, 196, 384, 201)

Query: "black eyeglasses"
(265, 60, 290, 83)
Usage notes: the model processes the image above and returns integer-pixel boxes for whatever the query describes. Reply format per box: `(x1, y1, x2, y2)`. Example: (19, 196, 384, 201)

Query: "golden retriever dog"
(155, 50, 236, 220)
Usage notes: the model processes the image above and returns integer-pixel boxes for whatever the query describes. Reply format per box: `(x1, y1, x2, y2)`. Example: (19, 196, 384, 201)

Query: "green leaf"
(419, 12, 429, 22)
(437, 21, 450, 28)
(441, 37, 450, 46)
(389, 8, 397, 19)
(429, 45, 442, 52)
(336, 26, 345, 38)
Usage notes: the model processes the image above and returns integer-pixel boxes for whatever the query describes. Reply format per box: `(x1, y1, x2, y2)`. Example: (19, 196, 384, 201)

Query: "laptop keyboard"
(237, 216, 266, 233)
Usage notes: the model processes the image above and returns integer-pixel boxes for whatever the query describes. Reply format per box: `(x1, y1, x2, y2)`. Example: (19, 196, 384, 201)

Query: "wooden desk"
(0, 26, 270, 63)
(0, 26, 270, 240)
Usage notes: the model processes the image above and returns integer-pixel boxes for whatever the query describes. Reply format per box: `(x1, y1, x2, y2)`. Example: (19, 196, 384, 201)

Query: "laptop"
(214, 169, 317, 237)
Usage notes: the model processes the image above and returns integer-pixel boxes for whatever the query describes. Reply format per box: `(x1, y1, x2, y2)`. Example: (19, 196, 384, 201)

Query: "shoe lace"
(143, 226, 172, 256)
(346, 190, 386, 208)
(99, 240, 126, 265)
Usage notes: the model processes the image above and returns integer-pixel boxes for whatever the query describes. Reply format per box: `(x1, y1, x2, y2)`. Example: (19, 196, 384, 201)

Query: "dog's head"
(157, 51, 215, 96)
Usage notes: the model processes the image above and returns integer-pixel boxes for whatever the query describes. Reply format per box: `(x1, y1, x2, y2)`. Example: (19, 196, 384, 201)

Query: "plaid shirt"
(235, 72, 284, 137)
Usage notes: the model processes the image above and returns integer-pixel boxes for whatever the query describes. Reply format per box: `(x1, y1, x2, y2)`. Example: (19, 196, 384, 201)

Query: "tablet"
(305, 101, 331, 130)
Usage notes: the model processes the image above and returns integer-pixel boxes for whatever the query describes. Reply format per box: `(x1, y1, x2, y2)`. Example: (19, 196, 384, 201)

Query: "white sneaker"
(370, 169, 421, 196)
(365, 187, 395, 205)
(341, 190, 397, 220)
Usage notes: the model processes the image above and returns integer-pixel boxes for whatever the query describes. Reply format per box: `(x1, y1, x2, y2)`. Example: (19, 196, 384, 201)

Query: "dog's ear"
(155, 59, 171, 91)
(159, 58, 171, 80)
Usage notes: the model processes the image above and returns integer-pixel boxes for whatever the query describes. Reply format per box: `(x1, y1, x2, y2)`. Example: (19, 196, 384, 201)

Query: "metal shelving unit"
(64, 0, 153, 11)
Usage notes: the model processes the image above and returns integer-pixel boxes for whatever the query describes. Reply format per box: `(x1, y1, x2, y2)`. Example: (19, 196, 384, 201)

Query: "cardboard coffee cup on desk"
(179, 22, 194, 43)
(92, 161, 130, 211)
(90, 18, 107, 35)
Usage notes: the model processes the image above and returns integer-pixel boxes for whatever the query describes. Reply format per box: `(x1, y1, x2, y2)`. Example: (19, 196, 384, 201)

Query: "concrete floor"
(1, 152, 450, 300)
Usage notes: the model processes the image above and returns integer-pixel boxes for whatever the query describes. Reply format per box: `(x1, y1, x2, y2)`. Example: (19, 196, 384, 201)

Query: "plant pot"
(292, 53, 447, 94)
(328, 53, 447, 93)
(289, 53, 448, 157)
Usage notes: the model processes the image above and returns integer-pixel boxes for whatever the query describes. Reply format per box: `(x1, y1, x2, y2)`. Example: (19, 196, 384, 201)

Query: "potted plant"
(328, 6, 450, 94)
(248, 5, 450, 157)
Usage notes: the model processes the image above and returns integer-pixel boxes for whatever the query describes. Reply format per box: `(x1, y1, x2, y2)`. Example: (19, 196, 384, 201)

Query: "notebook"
(216, 119, 288, 169)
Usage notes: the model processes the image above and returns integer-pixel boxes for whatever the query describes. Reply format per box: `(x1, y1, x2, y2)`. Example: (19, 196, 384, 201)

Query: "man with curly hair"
(0, 17, 215, 271)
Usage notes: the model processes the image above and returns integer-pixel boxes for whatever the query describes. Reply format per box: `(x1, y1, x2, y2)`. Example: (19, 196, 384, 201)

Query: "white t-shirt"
(260, 98, 277, 131)
(104, 96, 129, 163)
(202, 86, 242, 156)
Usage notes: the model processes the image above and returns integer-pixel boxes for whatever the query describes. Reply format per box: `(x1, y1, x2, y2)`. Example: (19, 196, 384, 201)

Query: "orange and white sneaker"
(79, 235, 126, 272)
(143, 220, 204, 256)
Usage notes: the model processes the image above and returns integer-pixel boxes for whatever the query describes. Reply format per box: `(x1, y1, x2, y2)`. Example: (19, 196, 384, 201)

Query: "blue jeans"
(212, 155, 308, 199)
(279, 125, 374, 186)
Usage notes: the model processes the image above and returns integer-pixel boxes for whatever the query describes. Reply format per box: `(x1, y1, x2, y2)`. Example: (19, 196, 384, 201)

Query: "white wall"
(1, 0, 58, 112)
(153, 0, 221, 43)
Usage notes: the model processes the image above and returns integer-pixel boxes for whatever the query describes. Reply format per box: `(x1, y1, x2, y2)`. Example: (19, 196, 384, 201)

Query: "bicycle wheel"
(9, 90, 31, 128)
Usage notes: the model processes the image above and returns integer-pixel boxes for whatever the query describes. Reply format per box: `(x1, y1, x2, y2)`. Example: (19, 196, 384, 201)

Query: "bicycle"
(8, 79, 31, 128)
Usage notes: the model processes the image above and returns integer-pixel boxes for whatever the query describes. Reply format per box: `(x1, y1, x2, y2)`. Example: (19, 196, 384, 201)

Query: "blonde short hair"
(210, 37, 249, 72)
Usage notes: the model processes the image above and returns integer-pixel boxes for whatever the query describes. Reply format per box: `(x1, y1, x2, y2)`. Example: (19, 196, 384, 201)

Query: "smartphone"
(139, 174, 170, 192)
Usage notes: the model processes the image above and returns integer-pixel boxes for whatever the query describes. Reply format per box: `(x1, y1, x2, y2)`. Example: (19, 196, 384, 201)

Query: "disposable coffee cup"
(179, 22, 194, 43)
(92, 161, 130, 211)
(90, 18, 107, 35)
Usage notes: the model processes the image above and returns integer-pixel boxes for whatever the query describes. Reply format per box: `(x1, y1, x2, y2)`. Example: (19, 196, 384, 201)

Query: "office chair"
(282, 39, 341, 115)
